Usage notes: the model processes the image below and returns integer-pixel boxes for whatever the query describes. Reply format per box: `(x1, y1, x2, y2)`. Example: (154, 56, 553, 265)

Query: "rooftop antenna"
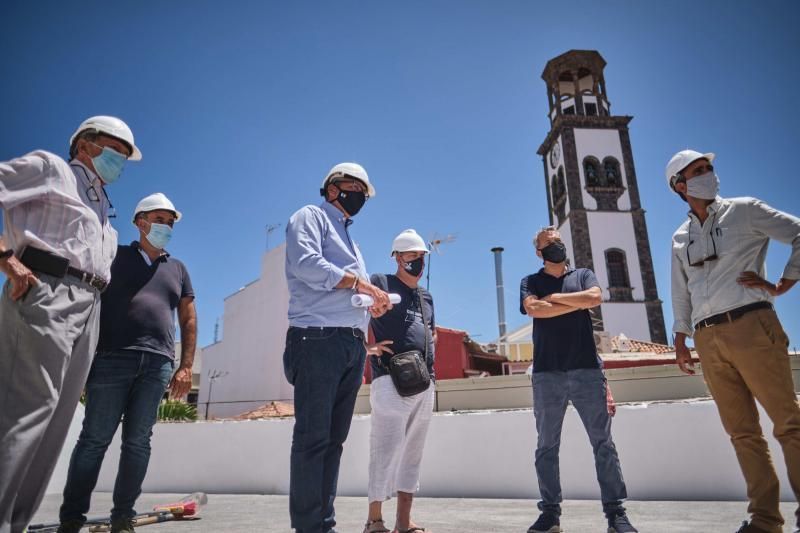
(205, 369, 229, 420)
(426, 232, 457, 290)
(265, 223, 282, 251)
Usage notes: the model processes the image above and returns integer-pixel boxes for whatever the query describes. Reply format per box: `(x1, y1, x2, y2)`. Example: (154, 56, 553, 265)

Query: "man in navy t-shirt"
(58, 193, 196, 533)
(520, 226, 636, 533)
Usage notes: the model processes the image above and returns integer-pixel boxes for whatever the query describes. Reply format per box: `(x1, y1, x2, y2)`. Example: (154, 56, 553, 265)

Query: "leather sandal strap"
(364, 519, 391, 533)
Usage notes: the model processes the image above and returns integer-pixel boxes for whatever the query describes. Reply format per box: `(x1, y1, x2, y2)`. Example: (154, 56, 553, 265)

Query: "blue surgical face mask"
(91, 145, 127, 184)
(145, 223, 172, 249)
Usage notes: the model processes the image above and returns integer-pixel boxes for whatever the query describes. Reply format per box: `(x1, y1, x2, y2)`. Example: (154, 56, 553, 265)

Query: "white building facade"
(198, 244, 293, 418)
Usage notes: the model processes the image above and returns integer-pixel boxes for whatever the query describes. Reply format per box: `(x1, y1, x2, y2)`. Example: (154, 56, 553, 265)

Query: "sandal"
(363, 519, 391, 533)
(394, 528, 430, 533)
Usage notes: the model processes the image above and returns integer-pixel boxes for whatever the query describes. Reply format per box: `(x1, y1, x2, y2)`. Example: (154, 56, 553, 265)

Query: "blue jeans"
(532, 368, 627, 517)
(283, 326, 367, 533)
(60, 349, 174, 522)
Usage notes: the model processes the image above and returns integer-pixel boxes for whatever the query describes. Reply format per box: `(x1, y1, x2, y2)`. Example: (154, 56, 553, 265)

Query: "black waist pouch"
(388, 350, 431, 397)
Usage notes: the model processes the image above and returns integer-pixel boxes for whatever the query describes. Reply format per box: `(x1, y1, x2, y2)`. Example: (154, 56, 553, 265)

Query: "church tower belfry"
(537, 50, 667, 344)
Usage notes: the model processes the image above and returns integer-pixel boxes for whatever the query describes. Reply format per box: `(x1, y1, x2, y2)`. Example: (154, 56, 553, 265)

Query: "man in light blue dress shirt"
(284, 162, 390, 533)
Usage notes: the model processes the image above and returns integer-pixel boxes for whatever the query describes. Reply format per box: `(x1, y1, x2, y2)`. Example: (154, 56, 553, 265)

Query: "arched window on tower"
(585, 156, 624, 210)
(583, 157, 601, 187)
(551, 167, 567, 225)
(602, 157, 622, 188)
(605, 248, 633, 302)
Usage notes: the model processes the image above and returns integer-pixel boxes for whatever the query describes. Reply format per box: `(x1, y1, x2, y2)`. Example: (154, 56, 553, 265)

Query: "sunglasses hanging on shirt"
(686, 212, 718, 267)
(75, 164, 117, 218)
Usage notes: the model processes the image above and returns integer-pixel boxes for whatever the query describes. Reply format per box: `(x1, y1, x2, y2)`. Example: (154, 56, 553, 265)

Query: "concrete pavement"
(31, 493, 799, 532)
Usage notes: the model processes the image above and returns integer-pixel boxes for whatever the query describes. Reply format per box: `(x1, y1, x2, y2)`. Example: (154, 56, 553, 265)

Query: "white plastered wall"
(198, 244, 292, 419)
(573, 128, 631, 211)
(586, 211, 644, 301)
(600, 302, 652, 341)
(85, 399, 795, 501)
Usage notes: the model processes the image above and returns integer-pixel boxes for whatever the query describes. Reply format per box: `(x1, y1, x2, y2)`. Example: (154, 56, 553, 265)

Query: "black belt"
(65, 266, 108, 292)
(694, 301, 772, 330)
(289, 325, 365, 340)
(19, 246, 108, 292)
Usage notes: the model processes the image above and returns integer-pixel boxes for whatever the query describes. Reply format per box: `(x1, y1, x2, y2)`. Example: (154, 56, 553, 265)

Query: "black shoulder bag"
(386, 288, 432, 397)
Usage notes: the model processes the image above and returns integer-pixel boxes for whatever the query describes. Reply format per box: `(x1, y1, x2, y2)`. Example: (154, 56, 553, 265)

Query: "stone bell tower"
(536, 50, 667, 344)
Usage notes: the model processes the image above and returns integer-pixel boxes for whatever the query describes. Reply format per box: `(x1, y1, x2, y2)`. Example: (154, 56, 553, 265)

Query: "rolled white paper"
(351, 293, 402, 307)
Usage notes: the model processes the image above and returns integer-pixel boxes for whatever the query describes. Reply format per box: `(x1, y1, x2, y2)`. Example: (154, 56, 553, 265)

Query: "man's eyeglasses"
(686, 213, 718, 267)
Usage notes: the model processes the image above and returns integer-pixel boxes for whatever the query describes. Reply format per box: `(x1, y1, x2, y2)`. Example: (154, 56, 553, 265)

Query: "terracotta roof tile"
(231, 401, 295, 420)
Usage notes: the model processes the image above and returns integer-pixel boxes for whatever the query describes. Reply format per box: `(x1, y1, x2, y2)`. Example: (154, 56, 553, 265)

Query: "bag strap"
(416, 287, 429, 361)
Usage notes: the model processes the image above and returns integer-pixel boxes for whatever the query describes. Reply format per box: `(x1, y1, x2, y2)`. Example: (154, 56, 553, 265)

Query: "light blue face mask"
(91, 145, 127, 184)
(145, 223, 173, 249)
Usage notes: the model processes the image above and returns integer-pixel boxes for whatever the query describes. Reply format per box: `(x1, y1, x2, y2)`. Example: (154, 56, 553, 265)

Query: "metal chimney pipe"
(490, 247, 507, 346)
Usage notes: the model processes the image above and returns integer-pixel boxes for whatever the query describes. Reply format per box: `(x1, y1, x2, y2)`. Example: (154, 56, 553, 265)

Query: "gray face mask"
(686, 172, 719, 200)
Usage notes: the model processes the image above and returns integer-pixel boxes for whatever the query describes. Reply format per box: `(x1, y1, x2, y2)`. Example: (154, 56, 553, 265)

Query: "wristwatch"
(0, 249, 13, 261)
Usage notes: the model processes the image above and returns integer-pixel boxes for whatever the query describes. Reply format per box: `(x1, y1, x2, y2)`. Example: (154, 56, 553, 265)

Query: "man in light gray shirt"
(0, 116, 141, 533)
(667, 149, 800, 533)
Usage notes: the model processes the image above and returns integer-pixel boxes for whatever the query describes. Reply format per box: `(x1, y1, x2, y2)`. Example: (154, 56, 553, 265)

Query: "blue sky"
(2, 1, 799, 350)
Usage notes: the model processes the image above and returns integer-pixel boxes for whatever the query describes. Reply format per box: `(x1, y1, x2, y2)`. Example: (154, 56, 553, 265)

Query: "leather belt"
(694, 301, 772, 330)
(66, 266, 109, 292)
(19, 246, 108, 292)
(289, 325, 365, 340)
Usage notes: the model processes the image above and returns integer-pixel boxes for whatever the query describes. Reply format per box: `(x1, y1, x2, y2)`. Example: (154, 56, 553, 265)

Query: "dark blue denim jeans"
(283, 326, 367, 533)
(532, 368, 627, 517)
(60, 349, 174, 522)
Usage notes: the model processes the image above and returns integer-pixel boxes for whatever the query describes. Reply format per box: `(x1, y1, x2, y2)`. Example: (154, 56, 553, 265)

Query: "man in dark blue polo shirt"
(58, 193, 196, 533)
(520, 226, 636, 533)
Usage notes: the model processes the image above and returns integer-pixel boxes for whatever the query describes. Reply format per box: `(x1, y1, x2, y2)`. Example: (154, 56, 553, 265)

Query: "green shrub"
(157, 399, 198, 422)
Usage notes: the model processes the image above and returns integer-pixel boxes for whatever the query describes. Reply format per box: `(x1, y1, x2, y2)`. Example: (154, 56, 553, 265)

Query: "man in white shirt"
(0, 116, 141, 533)
(667, 149, 800, 533)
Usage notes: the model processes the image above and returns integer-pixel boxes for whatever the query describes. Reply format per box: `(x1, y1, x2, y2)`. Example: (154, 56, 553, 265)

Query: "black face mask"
(402, 257, 425, 277)
(540, 241, 567, 264)
(334, 188, 366, 217)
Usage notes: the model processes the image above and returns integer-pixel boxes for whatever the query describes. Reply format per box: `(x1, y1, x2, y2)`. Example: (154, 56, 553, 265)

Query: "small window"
(584, 103, 597, 116)
(606, 251, 629, 287)
(606, 249, 633, 301)
(563, 106, 575, 115)
(551, 167, 566, 204)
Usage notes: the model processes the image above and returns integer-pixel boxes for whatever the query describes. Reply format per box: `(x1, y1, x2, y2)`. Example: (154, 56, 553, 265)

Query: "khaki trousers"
(695, 308, 800, 532)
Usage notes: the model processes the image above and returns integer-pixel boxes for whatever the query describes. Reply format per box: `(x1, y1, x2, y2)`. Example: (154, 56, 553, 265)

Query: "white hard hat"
(320, 162, 376, 198)
(133, 192, 182, 223)
(391, 229, 429, 256)
(70, 115, 142, 161)
(665, 149, 715, 190)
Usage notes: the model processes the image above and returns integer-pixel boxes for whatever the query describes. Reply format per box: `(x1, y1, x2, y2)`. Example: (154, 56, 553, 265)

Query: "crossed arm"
(522, 286, 602, 318)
